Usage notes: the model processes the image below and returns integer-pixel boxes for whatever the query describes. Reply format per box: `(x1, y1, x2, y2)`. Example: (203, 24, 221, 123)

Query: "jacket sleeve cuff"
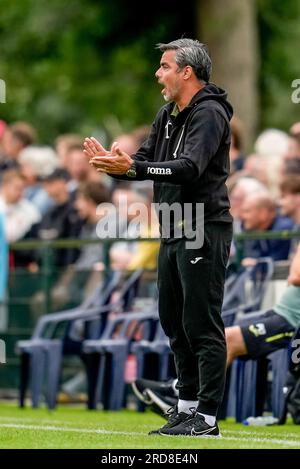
(134, 160, 148, 179)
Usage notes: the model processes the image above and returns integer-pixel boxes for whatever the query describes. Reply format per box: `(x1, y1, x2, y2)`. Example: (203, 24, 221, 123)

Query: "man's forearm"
(134, 158, 198, 184)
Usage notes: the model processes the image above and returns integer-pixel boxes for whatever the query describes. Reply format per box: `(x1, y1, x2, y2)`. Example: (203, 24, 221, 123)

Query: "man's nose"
(155, 69, 161, 78)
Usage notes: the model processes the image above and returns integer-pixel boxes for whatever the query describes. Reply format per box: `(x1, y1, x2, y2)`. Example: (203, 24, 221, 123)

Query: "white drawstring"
(173, 125, 185, 158)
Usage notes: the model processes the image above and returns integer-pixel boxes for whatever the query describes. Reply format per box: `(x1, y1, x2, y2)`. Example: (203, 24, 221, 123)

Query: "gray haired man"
(84, 39, 233, 437)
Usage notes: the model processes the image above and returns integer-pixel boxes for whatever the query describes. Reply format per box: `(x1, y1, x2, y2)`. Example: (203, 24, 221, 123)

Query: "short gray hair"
(19, 146, 59, 178)
(156, 38, 212, 83)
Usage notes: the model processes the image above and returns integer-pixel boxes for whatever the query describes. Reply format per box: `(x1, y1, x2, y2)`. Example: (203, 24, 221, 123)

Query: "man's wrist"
(126, 160, 137, 178)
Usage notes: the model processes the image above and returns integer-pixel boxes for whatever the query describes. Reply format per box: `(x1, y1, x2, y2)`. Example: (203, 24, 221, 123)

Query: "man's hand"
(83, 137, 133, 175)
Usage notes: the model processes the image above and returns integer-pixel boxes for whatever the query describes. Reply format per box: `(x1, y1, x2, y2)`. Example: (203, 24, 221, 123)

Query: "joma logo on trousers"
(147, 167, 172, 175)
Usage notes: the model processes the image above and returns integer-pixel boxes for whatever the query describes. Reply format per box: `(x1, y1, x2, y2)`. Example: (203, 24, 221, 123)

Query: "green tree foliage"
(0, 0, 194, 143)
(258, 0, 300, 131)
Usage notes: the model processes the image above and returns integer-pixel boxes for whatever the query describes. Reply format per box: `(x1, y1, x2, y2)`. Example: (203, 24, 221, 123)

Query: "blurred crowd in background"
(0, 115, 300, 305)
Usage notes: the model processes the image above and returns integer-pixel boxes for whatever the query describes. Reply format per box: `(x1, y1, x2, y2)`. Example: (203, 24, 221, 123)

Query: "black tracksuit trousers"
(157, 222, 233, 415)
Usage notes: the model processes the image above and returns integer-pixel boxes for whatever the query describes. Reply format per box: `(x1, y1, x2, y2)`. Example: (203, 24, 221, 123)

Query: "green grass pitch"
(0, 403, 299, 449)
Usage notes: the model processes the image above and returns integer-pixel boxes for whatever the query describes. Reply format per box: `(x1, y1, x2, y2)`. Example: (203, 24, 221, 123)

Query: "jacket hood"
(189, 83, 233, 120)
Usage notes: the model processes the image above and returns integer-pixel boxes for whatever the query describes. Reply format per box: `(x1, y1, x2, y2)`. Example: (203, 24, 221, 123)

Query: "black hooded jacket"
(134, 84, 232, 218)
(115, 84, 233, 237)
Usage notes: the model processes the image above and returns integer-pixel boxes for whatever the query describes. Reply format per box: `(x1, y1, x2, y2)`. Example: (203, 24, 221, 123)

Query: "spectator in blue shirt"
(241, 192, 293, 265)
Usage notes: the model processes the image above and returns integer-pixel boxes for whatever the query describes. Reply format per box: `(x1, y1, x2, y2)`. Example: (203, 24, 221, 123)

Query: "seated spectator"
(281, 157, 300, 177)
(241, 192, 293, 265)
(279, 175, 300, 255)
(254, 129, 289, 160)
(254, 129, 289, 197)
(0, 122, 36, 172)
(74, 181, 112, 271)
(109, 184, 156, 270)
(65, 143, 109, 195)
(229, 116, 245, 173)
(109, 127, 150, 190)
(290, 121, 300, 136)
(29, 168, 83, 268)
(229, 177, 269, 234)
(0, 120, 7, 155)
(133, 243, 300, 418)
(242, 154, 269, 187)
(19, 145, 59, 215)
(0, 169, 40, 243)
(54, 133, 83, 169)
(112, 185, 160, 271)
(30, 180, 112, 314)
(285, 132, 300, 160)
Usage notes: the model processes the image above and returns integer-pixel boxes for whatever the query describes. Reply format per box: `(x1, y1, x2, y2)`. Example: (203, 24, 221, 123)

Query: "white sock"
(172, 379, 179, 396)
(178, 399, 198, 414)
(198, 412, 216, 426)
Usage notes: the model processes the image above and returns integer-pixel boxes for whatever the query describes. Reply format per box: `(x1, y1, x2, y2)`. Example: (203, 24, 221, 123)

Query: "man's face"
(44, 179, 66, 201)
(67, 149, 90, 181)
(279, 191, 300, 217)
(229, 186, 245, 219)
(285, 136, 300, 159)
(2, 129, 22, 158)
(241, 200, 269, 231)
(155, 50, 184, 103)
(3, 177, 24, 204)
(75, 194, 93, 220)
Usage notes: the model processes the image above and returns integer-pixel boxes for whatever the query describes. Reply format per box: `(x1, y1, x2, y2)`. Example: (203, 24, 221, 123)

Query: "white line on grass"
(0, 423, 299, 447)
(0, 417, 63, 424)
(224, 428, 300, 439)
(0, 423, 141, 436)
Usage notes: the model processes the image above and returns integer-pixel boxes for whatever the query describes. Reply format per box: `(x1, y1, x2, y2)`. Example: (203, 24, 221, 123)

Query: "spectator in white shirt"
(0, 169, 40, 242)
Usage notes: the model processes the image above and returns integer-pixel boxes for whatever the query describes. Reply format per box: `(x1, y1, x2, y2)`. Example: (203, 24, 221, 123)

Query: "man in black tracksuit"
(84, 38, 233, 437)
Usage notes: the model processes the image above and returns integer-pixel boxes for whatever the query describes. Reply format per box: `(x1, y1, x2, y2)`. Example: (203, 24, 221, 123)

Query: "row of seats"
(16, 257, 290, 420)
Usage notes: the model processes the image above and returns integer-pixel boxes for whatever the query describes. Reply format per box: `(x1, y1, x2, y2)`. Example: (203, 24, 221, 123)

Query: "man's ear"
(183, 66, 193, 80)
